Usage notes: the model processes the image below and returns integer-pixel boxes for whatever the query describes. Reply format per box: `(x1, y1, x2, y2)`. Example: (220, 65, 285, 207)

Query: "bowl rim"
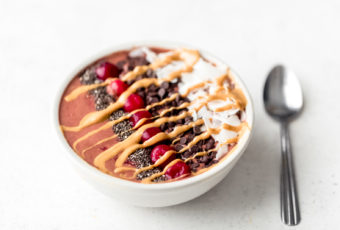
(53, 40, 254, 190)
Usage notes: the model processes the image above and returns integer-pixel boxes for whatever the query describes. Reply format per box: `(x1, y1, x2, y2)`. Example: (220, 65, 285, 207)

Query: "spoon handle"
(280, 122, 301, 225)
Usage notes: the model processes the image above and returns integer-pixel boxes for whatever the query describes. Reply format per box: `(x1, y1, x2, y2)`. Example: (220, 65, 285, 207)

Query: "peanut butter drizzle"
(172, 137, 180, 144)
(132, 117, 152, 129)
(181, 123, 249, 175)
(132, 150, 176, 178)
(71, 114, 131, 150)
(88, 102, 193, 157)
(120, 128, 212, 177)
(93, 111, 195, 172)
(194, 93, 241, 112)
(117, 130, 211, 177)
(71, 97, 190, 153)
(121, 50, 180, 82)
(121, 65, 149, 81)
(61, 78, 159, 132)
(191, 141, 240, 177)
(145, 93, 179, 110)
(112, 119, 204, 180)
(181, 80, 211, 97)
(64, 79, 112, 102)
(115, 126, 218, 177)
(121, 48, 199, 82)
(178, 131, 212, 153)
(81, 134, 117, 155)
(222, 123, 243, 132)
(150, 52, 179, 69)
(214, 104, 238, 112)
(114, 166, 136, 174)
(141, 159, 183, 184)
(228, 88, 248, 110)
(114, 116, 203, 169)
(184, 149, 216, 162)
(215, 72, 248, 110)
(159, 102, 191, 116)
(61, 49, 200, 132)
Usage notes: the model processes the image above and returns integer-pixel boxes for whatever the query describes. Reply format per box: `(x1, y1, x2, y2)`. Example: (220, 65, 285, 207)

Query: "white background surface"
(1, 0, 340, 229)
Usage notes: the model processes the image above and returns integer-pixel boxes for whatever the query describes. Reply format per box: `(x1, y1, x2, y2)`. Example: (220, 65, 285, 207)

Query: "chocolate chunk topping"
(206, 138, 215, 150)
(180, 137, 187, 145)
(207, 159, 219, 167)
(187, 133, 195, 142)
(199, 155, 209, 163)
(158, 88, 166, 99)
(160, 123, 167, 131)
(146, 96, 159, 105)
(146, 69, 157, 78)
(193, 126, 201, 134)
(175, 95, 181, 103)
(168, 122, 176, 128)
(183, 151, 192, 159)
(184, 116, 193, 124)
(191, 162, 200, 169)
(161, 81, 170, 89)
(175, 144, 184, 152)
(128, 56, 149, 68)
(149, 84, 157, 92)
(189, 145, 199, 153)
(118, 55, 150, 78)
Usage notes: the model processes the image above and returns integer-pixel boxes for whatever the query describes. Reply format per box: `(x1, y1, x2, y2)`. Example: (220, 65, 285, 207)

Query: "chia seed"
(152, 175, 166, 182)
(112, 119, 134, 141)
(80, 68, 102, 85)
(129, 148, 166, 182)
(89, 86, 114, 111)
(109, 109, 127, 121)
(136, 168, 163, 180)
(128, 148, 152, 168)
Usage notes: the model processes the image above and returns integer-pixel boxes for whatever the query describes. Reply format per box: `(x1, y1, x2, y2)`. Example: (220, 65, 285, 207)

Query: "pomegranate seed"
(141, 127, 161, 142)
(165, 161, 190, 180)
(130, 110, 152, 127)
(95, 62, 119, 81)
(107, 79, 128, 97)
(150, 145, 175, 168)
(123, 94, 144, 112)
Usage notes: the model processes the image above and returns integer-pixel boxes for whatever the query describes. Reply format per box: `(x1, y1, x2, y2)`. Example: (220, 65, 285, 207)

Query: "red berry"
(107, 79, 128, 97)
(123, 94, 144, 112)
(130, 110, 152, 127)
(141, 127, 161, 142)
(150, 145, 175, 168)
(96, 62, 119, 81)
(165, 161, 190, 180)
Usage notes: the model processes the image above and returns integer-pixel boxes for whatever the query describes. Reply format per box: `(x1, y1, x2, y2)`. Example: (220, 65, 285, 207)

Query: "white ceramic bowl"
(54, 41, 254, 207)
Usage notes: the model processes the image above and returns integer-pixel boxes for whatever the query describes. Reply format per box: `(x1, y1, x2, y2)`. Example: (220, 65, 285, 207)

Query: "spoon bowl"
(264, 65, 303, 121)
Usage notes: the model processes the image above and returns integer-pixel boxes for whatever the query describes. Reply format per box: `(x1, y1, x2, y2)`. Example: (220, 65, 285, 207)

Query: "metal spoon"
(263, 65, 303, 226)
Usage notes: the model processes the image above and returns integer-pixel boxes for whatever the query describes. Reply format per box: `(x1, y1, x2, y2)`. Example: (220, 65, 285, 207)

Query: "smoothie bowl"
(54, 42, 254, 207)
